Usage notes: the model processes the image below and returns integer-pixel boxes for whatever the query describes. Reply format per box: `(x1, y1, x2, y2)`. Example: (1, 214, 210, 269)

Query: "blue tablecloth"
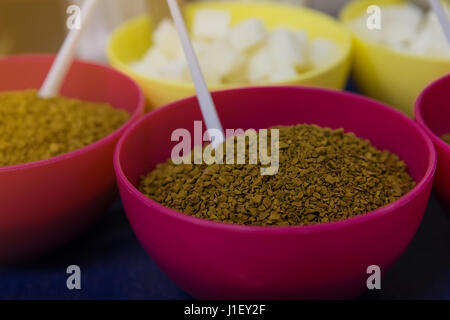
(1, 194, 449, 300)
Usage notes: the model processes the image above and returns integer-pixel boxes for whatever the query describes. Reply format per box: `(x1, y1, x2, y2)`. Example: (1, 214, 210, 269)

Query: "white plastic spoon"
(166, 0, 225, 148)
(430, 0, 450, 45)
(39, 0, 99, 98)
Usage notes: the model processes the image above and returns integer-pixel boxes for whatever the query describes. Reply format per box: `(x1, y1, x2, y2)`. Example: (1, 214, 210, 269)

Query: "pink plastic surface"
(415, 74, 450, 211)
(115, 86, 436, 299)
(0, 55, 145, 261)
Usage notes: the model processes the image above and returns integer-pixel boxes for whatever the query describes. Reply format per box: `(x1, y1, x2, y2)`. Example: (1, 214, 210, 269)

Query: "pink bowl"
(0, 55, 145, 261)
(415, 74, 450, 211)
(115, 86, 435, 299)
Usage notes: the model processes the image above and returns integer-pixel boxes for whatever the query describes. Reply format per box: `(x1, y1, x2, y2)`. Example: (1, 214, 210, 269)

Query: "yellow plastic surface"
(340, 0, 450, 116)
(107, 1, 352, 109)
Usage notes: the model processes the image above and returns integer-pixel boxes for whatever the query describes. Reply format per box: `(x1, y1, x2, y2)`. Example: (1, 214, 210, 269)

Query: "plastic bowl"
(415, 74, 450, 210)
(107, 1, 352, 109)
(114, 86, 436, 299)
(0, 55, 145, 261)
(340, 0, 450, 117)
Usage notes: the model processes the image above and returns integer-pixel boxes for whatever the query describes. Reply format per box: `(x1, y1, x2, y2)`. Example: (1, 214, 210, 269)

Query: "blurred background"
(0, 0, 353, 61)
(1, 0, 449, 301)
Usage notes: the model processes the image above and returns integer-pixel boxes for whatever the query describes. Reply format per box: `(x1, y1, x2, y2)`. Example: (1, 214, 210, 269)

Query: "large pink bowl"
(415, 74, 450, 211)
(0, 55, 145, 261)
(115, 86, 435, 299)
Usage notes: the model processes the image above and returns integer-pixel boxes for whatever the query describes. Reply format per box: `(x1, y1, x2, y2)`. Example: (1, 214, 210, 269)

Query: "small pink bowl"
(0, 55, 145, 261)
(415, 74, 450, 211)
(115, 86, 435, 299)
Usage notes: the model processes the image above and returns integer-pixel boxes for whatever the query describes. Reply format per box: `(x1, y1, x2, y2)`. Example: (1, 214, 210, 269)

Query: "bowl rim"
(340, 0, 450, 65)
(415, 73, 450, 152)
(114, 85, 437, 234)
(106, 1, 353, 90)
(0, 54, 146, 173)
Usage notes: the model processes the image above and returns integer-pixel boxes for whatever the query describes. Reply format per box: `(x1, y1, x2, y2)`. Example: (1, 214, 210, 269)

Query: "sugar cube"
(269, 67, 298, 82)
(130, 47, 169, 77)
(229, 18, 267, 52)
(308, 38, 339, 67)
(159, 58, 190, 82)
(202, 39, 243, 81)
(247, 47, 273, 82)
(131, 10, 342, 85)
(193, 9, 231, 40)
(153, 19, 183, 59)
(268, 28, 308, 73)
(295, 30, 309, 48)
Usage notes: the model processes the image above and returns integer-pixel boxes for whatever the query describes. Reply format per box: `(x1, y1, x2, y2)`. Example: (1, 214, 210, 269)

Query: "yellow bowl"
(340, 0, 450, 117)
(107, 1, 352, 109)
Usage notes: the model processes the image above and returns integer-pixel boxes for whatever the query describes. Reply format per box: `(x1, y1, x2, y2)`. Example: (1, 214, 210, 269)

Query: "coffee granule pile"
(139, 124, 416, 226)
(441, 133, 450, 145)
(0, 90, 129, 167)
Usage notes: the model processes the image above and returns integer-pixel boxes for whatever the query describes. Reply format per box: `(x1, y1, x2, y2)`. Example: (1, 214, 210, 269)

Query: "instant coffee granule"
(441, 133, 450, 145)
(0, 90, 129, 166)
(139, 124, 416, 226)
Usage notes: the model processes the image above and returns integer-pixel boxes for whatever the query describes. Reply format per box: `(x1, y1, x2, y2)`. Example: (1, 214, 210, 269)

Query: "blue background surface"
(1, 194, 449, 300)
(1, 82, 450, 300)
